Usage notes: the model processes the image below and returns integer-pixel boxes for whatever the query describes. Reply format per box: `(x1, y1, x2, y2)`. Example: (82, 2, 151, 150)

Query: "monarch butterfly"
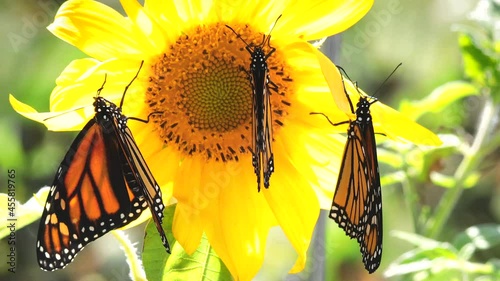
(36, 62, 170, 271)
(225, 16, 281, 191)
(311, 66, 387, 273)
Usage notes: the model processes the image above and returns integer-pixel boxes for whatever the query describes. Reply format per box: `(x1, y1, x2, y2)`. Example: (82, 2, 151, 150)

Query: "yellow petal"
(200, 165, 276, 281)
(48, 0, 155, 60)
(341, 78, 443, 146)
(162, 0, 214, 25)
(218, 0, 286, 32)
(119, 0, 167, 53)
(143, 0, 184, 42)
(371, 102, 443, 145)
(10, 60, 101, 130)
(274, 40, 346, 209)
(50, 58, 147, 116)
(11, 58, 147, 131)
(172, 203, 204, 254)
(312, 43, 442, 146)
(129, 122, 180, 190)
(309, 43, 353, 115)
(9, 94, 91, 131)
(263, 140, 320, 273)
(172, 156, 204, 209)
(278, 0, 374, 40)
(281, 127, 343, 210)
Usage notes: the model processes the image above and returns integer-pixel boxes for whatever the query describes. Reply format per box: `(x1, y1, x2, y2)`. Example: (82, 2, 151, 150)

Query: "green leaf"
(459, 27, 500, 103)
(387, 255, 497, 278)
(456, 21, 500, 102)
(385, 246, 459, 277)
(143, 204, 176, 281)
(399, 81, 478, 120)
(457, 243, 476, 260)
(453, 224, 500, 251)
(392, 231, 444, 249)
(164, 234, 232, 281)
(142, 204, 232, 281)
(385, 256, 435, 277)
(388, 226, 500, 278)
(458, 33, 497, 85)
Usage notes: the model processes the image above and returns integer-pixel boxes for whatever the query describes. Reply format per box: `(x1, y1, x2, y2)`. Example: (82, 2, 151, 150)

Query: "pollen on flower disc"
(147, 23, 293, 162)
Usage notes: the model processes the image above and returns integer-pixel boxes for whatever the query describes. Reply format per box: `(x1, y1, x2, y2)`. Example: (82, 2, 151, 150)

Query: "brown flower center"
(147, 23, 293, 162)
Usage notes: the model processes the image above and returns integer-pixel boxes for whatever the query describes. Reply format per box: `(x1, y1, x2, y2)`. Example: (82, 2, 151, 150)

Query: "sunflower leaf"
(143, 203, 176, 280)
(164, 233, 232, 281)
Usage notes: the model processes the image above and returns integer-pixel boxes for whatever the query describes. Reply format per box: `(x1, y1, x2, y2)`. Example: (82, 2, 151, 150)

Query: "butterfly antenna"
(336, 65, 355, 85)
(373, 62, 402, 97)
(265, 14, 282, 47)
(97, 74, 107, 97)
(309, 112, 338, 127)
(128, 110, 163, 124)
(333, 65, 356, 114)
(225, 24, 252, 47)
(120, 60, 144, 108)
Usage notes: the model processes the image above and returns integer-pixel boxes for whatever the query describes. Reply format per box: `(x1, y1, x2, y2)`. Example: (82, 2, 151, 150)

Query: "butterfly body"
(247, 45, 275, 191)
(37, 74, 169, 271)
(226, 19, 281, 191)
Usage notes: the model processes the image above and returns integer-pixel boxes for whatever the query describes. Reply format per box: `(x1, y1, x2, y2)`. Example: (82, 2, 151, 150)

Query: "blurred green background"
(1, 0, 498, 281)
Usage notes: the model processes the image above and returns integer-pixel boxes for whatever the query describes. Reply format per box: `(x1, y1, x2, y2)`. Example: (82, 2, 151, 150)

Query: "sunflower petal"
(278, 0, 374, 40)
(263, 139, 320, 273)
(50, 59, 146, 116)
(143, 0, 184, 41)
(312, 43, 442, 146)
(217, 0, 286, 32)
(308, 43, 353, 115)
(11, 58, 149, 131)
(120, 0, 167, 53)
(48, 0, 154, 60)
(201, 166, 276, 281)
(9, 94, 90, 131)
(340, 77, 443, 146)
(172, 203, 204, 255)
(371, 102, 443, 145)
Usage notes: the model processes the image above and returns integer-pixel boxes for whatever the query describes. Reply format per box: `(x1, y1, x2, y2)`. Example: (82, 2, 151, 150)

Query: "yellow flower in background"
(9, 0, 441, 279)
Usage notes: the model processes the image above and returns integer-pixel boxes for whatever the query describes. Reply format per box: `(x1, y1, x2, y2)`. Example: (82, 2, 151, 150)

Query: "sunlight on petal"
(9, 94, 90, 131)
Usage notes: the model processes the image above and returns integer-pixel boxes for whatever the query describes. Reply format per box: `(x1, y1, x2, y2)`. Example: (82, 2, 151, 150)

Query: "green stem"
(426, 97, 497, 238)
(112, 230, 147, 281)
(401, 171, 421, 233)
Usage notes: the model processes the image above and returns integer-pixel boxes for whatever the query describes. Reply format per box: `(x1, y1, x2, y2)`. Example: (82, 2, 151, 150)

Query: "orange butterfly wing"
(36, 96, 171, 271)
(36, 119, 148, 271)
(330, 123, 370, 239)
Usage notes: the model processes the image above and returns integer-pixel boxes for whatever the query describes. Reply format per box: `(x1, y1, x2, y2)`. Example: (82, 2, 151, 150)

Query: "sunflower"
(10, 0, 441, 279)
